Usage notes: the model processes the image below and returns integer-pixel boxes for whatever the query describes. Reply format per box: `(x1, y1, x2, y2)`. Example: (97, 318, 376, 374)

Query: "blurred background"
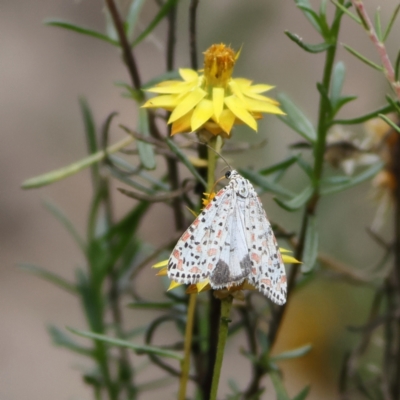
(1, 0, 398, 398)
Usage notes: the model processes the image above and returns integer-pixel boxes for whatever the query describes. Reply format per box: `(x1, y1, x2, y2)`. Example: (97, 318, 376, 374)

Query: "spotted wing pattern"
(168, 169, 287, 305)
(168, 186, 233, 285)
(245, 192, 287, 305)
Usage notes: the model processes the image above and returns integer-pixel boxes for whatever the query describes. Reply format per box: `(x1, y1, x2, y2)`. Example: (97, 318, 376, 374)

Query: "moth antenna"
(208, 174, 227, 196)
(191, 140, 232, 171)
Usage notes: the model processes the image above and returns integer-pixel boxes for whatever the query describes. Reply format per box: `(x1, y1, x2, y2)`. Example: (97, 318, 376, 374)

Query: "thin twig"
(118, 180, 195, 202)
(351, 0, 400, 99)
(189, 0, 200, 70)
(166, 2, 177, 71)
(119, 125, 168, 148)
(104, 0, 142, 89)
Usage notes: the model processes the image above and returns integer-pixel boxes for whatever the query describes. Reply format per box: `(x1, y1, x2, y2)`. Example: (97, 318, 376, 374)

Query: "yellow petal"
(244, 97, 285, 115)
(153, 260, 168, 268)
(212, 87, 225, 122)
(235, 45, 243, 61)
(242, 281, 257, 290)
(203, 121, 226, 136)
(217, 109, 236, 134)
(168, 280, 183, 291)
(247, 84, 274, 93)
(197, 279, 211, 292)
(243, 91, 280, 105)
(179, 68, 199, 81)
(147, 81, 197, 94)
(191, 99, 214, 131)
(282, 255, 301, 264)
(186, 284, 199, 294)
(225, 96, 257, 131)
(171, 112, 192, 135)
(229, 80, 245, 101)
(142, 94, 178, 109)
(168, 88, 207, 123)
(232, 78, 252, 87)
(156, 267, 168, 276)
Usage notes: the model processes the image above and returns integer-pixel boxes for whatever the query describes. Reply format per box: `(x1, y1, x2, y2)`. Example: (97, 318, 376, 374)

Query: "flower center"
(203, 43, 236, 89)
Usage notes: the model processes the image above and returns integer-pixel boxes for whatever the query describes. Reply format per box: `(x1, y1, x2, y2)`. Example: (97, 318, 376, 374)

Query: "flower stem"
(207, 136, 218, 192)
(178, 293, 197, 400)
(209, 296, 233, 400)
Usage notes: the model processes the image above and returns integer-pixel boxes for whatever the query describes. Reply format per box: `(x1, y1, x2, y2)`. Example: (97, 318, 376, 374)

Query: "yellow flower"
(202, 192, 216, 207)
(153, 249, 299, 299)
(142, 43, 284, 137)
(364, 115, 399, 231)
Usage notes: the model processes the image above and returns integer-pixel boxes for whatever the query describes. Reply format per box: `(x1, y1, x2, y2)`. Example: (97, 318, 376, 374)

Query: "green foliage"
(21, 0, 400, 399)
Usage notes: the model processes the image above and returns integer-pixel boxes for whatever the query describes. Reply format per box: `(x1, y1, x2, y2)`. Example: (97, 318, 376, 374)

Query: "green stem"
(209, 296, 233, 400)
(178, 293, 197, 400)
(207, 136, 218, 192)
(313, 41, 339, 188)
(22, 135, 134, 189)
(268, 4, 344, 350)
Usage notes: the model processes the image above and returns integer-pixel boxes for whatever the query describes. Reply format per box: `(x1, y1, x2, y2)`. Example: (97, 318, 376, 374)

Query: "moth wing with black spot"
(209, 196, 251, 289)
(168, 187, 232, 285)
(244, 191, 287, 305)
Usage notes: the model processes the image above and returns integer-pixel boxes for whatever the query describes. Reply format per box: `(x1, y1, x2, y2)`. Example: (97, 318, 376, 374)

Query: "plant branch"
(351, 0, 400, 99)
(189, 0, 200, 70)
(178, 293, 197, 400)
(105, 0, 141, 90)
(209, 296, 233, 400)
(268, 4, 343, 349)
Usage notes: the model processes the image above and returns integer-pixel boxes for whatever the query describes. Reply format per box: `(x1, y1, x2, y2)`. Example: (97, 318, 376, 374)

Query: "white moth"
(168, 170, 287, 305)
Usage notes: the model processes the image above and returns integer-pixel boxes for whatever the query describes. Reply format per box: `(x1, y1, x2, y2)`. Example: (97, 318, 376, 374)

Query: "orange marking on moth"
(182, 232, 191, 241)
(206, 202, 213, 210)
(261, 278, 272, 287)
(196, 245, 202, 253)
(208, 248, 217, 256)
(207, 263, 213, 270)
(261, 240, 267, 247)
(177, 259, 183, 271)
(251, 233, 255, 242)
(251, 267, 257, 274)
(173, 249, 180, 259)
(189, 267, 202, 273)
(280, 276, 287, 283)
(193, 218, 200, 227)
(251, 253, 261, 263)
(216, 230, 222, 238)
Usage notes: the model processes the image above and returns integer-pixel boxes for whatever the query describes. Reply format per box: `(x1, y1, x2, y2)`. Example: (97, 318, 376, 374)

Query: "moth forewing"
(167, 186, 230, 285)
(168, 169, 287, 305)
(209, 203, 250, 289)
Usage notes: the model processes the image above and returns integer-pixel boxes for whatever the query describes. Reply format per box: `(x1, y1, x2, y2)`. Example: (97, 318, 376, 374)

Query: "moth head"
(225, 169, 238, 180)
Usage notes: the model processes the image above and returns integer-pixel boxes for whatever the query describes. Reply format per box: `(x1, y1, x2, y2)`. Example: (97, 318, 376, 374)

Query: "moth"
(168, 170, 287, 305)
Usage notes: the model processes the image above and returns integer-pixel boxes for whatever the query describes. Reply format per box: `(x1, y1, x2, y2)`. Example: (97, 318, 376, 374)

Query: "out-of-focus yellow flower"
(142, 43, 284, 137)
(365, 115, 399, 231)
(153, 249, 299, 299)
